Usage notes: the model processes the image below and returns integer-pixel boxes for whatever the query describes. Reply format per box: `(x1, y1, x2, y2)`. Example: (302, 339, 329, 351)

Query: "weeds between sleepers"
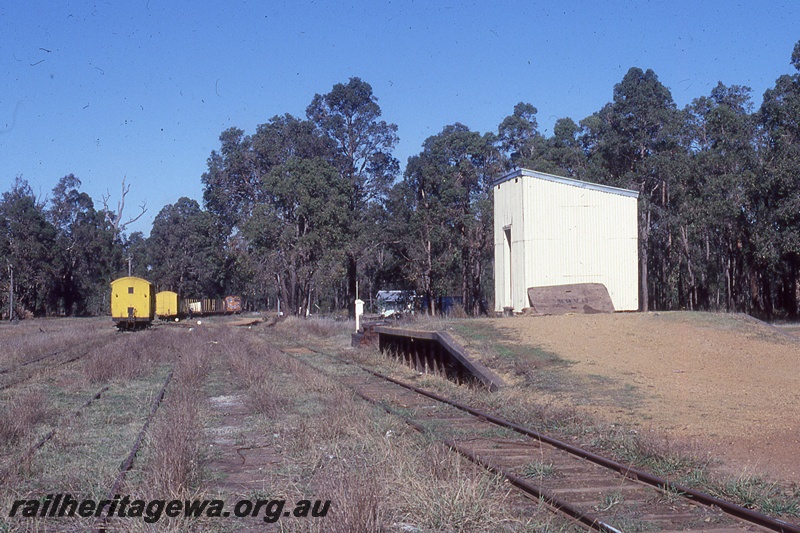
(216, 325, 581, 532)
(286, 315, 800, 524)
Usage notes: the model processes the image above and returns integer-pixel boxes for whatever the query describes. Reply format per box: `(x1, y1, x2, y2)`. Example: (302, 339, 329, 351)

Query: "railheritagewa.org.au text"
(7, 494, 331, 524)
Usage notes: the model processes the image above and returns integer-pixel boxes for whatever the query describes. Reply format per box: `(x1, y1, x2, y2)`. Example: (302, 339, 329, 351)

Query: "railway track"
(0, 334, 113, 391)
(1, 335, 174, 491)
(94, 369, 174, 532)
(0, 385, 110, 482)
(0, 325, 214, 532)
(283, 344, 800, 533)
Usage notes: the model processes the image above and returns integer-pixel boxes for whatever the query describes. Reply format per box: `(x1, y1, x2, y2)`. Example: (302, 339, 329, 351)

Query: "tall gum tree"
(497, 102, 545, 170)
(201, 114, 336, 309)
(48, 175, 120, 315)
(147, 198, 226, 298)
(757, 40, 800, 317)
(201, 127, 257, 233)
(242, 157, 350, 315)
(582, 67, 684, 312)
(684, 83, 758, 312)
(0, 178, 58, 317)
(306, 77, 399, 316)
(396, 124, 499, 315)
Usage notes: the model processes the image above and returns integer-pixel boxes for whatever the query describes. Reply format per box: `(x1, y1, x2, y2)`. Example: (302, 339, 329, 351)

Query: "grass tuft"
(709, 474, 800, 516)
(521, 460, 559, 479)
(0, 391, 51, 446)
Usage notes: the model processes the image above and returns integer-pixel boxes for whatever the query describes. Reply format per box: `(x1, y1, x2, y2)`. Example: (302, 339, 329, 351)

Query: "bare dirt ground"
(485, 312, 800, 483)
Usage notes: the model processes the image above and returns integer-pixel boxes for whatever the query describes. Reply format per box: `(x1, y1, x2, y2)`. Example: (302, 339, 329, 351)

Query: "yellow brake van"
(111, 276, 155, 328)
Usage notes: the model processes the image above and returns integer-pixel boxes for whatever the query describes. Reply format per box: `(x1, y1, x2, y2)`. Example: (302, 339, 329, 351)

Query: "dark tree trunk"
(347, 254, 357, 319)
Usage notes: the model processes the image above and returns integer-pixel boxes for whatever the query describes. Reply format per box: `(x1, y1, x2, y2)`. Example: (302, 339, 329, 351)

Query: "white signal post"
(355, 299, 364, 333)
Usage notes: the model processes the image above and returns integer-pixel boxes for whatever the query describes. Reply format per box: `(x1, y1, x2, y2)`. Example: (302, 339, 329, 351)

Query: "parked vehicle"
(376, 290, 416, 318)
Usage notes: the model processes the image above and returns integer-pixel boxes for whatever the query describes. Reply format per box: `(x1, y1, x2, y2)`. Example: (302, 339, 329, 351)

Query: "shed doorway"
(503, 226, 512, 307)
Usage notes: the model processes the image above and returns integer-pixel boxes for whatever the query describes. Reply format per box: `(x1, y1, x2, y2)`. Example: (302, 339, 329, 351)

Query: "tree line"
(2, 40, 800, 319)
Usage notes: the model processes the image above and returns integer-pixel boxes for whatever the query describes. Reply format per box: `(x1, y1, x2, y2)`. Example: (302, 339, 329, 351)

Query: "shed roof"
(494, 168, 639, 199)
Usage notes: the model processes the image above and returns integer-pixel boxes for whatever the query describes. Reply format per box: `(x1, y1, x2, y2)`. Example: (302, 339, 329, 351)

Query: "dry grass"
(95, 328, 214, 532)
(150, 323, 551, 531)
(273, 316, 353, 341)
(710, 474, 800, 516)
(310, 458, 387, 532)
(343, 317, 800, 523)
(0, 391, 52, 446)
(81, 328, 173, 384)
(0, 318, 114, 369)
(236, 338, 564, 532)
(590, 427, 713, 478)
(224, 330, 291, 418)
(0, 318, 581, 532)
(399, 447, 510, 532)
(142, 338, 209, 496)
(0, 322, 191, 532)
(302, 316, 350, 338)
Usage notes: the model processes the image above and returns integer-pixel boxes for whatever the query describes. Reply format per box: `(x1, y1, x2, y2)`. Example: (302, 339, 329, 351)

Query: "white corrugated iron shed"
(493, 168, 639, 312)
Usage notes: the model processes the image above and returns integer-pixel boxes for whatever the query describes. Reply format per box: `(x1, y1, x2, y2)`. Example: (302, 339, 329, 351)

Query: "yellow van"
(110, 276, 155, 328)
(155, 290, 179, 318)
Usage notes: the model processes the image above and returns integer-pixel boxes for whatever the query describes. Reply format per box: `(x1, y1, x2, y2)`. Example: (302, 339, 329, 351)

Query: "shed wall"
(494, 171, 638, 312)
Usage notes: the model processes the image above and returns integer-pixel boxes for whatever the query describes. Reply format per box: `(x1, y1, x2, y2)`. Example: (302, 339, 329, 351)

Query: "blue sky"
(2, 1, 798, 235)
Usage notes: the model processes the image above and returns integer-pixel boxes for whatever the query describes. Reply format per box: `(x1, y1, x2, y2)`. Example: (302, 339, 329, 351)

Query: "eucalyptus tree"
(307, 77, 399, 315)
(147, 198, 226, 298)
(582, 67, 686, 311)
(123, 231, 151, 279)
(497, 104, 588, 177)
(0, 178, 58, 317)
(757, 39, 800, 317)
(391, 157, 458, 315)
(251, 113, 332, 171)
(201, 127, 257, 234)
(242, 157, 350, 315)
(395, 124, 500, 315)
(48, 174, 120, 315)
(201, 114, 338, 308)
(684, 83, 758, 312)
(544, 117, 589, 179)
(497, 102, 547, 170)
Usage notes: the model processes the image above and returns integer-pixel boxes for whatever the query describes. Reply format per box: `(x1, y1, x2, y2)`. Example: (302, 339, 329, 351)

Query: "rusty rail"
(350, 386, 621, 532)
(293, 345, 800, 533)
(0, 385, 110, 482)
(362, 365, 800, 533)
(103, 370, 173, 508)
(0, 337, 107, 391)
